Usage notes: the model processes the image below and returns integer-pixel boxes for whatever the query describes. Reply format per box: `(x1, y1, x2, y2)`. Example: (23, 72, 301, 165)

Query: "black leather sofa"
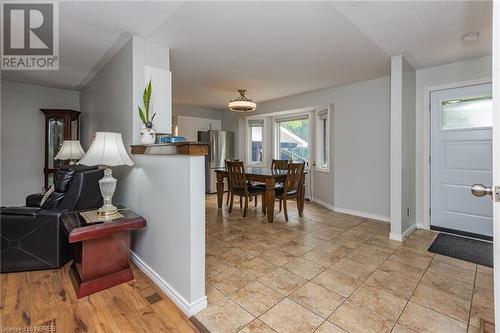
(0, 167, 103, 273)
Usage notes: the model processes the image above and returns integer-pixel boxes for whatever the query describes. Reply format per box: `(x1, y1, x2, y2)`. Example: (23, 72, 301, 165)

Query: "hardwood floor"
(1, 263, 199, 333)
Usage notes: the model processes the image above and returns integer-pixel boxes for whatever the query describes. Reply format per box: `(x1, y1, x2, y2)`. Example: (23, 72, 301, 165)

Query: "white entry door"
(431, 83, 493, 237)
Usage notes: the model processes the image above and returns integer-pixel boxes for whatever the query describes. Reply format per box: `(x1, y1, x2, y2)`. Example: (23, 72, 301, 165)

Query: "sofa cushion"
(41, 192, 65, 209)
(54, 168, 76, 193)
(40, 186, 54, 206)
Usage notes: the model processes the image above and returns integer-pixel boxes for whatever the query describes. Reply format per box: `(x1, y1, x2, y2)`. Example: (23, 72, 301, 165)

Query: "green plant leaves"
(143, 80, 152, 121)
(138, 106, 146, 124)
(138, 79, 153, 125)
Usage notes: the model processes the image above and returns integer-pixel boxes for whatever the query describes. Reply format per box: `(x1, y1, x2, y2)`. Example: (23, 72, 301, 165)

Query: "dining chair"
(255, 159, 288, 190)
(225, 159, 257, 209)
(276, 162, 305, 221)
(271, 159, 289, 173)
(226, 161, 266, 217)
(225, 159, 239, 206)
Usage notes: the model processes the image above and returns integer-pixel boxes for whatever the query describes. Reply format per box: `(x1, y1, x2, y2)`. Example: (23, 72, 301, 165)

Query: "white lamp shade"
(54, 140, 85, 160)
(77, 132, 134, 167)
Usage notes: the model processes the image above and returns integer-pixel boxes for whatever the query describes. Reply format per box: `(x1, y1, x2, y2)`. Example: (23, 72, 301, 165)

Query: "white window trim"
(315, 106, 330, 173)
(246, 118, 266, 167)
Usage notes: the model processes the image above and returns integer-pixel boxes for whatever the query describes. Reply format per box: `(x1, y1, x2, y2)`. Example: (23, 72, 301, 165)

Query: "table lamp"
(77, 132, 134, 216)
(54, 140, 85, 165)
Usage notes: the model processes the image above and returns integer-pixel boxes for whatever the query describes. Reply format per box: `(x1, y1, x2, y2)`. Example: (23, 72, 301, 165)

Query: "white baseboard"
(390, 223, 417, 242)
(130, 251, 207, 316)
(312, 198, 390, 223)
(312, 198, 335, 211)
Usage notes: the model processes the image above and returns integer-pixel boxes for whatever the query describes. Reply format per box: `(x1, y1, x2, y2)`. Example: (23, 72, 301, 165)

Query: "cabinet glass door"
(48, 117, 64, 169)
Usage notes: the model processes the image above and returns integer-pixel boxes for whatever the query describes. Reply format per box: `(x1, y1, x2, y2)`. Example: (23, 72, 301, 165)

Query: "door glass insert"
(442, 96, 492, 130)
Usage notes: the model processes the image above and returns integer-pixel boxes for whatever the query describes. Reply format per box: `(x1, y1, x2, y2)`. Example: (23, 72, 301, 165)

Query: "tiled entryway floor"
(197, 195, 494, 333)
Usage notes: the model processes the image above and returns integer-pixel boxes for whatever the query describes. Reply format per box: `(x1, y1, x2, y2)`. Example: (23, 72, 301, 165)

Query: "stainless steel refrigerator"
(198, 130, 235, 193)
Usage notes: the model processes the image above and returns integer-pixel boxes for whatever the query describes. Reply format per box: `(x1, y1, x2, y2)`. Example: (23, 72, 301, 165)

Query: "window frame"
(315, 107, 330, 173)
(273, 113, 311, 168)
(246, 118, 266, 166)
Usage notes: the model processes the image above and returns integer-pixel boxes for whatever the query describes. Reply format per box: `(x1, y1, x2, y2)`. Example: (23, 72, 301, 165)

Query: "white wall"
(1, 81, 79, 206)
(390, 55, 416, 241)
(247, 76, 391, 220)
(415, 56, 492, 228)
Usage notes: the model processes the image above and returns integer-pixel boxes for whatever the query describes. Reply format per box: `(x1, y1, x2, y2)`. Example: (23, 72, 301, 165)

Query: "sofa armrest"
(1, 206, 41, 217)
(26, 193, 44, 207)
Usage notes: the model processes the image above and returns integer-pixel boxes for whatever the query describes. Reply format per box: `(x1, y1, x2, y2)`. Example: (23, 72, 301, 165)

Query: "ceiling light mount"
(228, 89, 256, 112)
(461, 31, 480, 44)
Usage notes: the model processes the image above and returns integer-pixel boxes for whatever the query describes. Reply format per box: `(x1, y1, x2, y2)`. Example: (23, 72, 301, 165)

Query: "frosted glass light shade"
(54, 140, 85, 160)
(78, 132, 134, 167)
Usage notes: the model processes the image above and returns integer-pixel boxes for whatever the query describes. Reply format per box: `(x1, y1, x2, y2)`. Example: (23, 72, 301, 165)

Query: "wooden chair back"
(284, 162, 305, 194)
(225, 159, 240, 189)
(271, 159, 288, 174)
(226, 161, 248, 193)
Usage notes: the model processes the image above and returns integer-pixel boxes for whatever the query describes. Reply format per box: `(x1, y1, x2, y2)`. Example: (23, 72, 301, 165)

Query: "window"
(248, 119, 264, 164)
(315, 108, 329, 171)
(442, 96, 492, 130)
(275, 116, 309, 164)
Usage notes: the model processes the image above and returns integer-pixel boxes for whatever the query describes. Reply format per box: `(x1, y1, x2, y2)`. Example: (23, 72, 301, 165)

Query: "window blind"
(274, 114, 309, 123)
(248, 119, 264, 127)
(317, 109, 328, 120)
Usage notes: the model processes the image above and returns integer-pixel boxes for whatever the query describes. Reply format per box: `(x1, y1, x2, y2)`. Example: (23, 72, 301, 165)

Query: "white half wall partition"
(390, 55, 416, 241)
(80, 35, 206, 316)
(126, 154, 207, 315)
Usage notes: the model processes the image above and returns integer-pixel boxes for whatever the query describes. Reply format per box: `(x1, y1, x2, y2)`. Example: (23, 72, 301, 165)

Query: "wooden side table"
(62, 208, 146, 298)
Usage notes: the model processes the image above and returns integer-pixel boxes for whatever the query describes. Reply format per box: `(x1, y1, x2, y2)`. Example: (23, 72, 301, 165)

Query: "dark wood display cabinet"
(40, 109, 81, 189)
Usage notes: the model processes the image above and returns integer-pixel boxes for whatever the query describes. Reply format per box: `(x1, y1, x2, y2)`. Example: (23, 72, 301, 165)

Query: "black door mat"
(428, 233, 493, 267)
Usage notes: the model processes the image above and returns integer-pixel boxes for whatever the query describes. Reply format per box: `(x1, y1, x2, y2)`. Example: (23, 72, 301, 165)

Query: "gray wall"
(415, 56, 492, 227)
(401, 57, 416, 233)
(249, 76, 391, 219)
(80, 39, 134, 150)
(1, 80, 79, 206)
(221, 111, 242, 158)
(173, 104, 222, 121)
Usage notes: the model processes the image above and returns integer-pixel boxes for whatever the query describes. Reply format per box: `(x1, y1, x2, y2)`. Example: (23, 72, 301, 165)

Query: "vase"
(141, 128, 156, 144)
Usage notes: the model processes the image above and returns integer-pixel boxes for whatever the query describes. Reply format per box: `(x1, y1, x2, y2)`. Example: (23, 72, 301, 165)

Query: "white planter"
(141, 128, 157, 144)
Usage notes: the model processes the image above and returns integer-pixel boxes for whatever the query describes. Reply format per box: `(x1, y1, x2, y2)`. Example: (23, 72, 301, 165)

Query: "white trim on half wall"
(390, 223, 417, 242)
(130, 251, 207, 317)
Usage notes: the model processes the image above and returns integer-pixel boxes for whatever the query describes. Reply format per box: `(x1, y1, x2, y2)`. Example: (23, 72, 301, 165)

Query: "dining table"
(215, 167, 306, 223)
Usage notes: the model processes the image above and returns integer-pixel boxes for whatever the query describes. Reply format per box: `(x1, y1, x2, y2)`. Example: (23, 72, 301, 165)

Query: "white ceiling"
(2, 1, 492, 109)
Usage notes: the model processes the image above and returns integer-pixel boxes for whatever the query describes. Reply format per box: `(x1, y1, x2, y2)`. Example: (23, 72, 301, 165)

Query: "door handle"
(471, 184, 500, 202)
(471, 184, 493, 197)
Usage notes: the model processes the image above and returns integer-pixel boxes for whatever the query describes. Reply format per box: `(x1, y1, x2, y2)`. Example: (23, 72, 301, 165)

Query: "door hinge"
(429, 208, 431, 216)
(429, 155, 431, 164)
(407, 208, 410, 217)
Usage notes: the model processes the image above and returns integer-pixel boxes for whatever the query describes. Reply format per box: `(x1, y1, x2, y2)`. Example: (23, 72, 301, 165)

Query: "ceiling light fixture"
(461, 31, 480, 44)
(228, 89, 256, 112)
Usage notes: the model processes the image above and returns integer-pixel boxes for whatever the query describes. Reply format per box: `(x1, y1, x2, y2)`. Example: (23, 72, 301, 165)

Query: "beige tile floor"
(196, 195, 495, 333)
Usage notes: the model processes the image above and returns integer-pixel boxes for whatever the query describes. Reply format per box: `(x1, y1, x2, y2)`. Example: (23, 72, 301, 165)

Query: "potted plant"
(138, 79, 157, 144)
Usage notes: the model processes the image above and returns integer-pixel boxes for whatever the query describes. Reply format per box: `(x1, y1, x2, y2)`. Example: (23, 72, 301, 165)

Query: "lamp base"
(97, 204, 118, 216)
(98, 167, 118, 216)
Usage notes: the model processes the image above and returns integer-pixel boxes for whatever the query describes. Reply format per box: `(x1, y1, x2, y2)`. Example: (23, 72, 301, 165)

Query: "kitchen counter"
(130, 142, 208, 155)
